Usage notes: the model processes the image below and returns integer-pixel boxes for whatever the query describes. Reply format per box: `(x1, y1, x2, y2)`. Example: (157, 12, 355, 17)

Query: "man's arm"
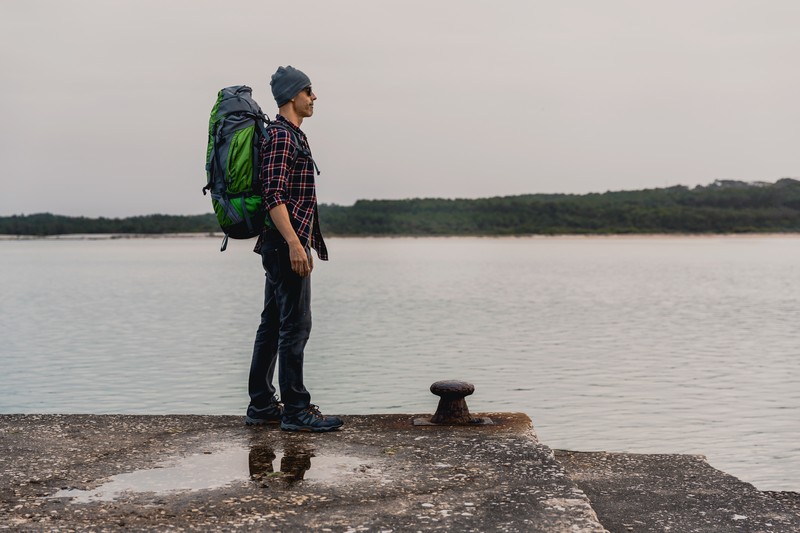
(269, 204, 311, 277)
(259, 128, 311, 277)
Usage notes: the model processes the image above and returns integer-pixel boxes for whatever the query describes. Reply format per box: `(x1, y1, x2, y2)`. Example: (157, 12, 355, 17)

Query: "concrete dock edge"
(1, 414, 798, 532)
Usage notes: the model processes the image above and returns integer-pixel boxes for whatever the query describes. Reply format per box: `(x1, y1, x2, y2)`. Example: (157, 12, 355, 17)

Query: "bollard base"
(412, 416, 494, 426)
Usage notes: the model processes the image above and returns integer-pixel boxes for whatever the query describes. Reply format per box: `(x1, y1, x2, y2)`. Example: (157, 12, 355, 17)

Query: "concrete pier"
(1, 414, 798, 532)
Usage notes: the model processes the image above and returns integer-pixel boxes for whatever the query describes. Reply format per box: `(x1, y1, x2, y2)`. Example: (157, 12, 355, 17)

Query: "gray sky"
(2, 0, 798, 217)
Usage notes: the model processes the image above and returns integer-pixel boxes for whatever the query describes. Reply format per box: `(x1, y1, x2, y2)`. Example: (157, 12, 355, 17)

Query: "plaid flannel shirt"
(254, 115, 328, 260)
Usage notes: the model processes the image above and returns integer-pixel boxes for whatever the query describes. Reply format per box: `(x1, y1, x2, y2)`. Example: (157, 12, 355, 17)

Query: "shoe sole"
(280, 422, 343, 432)
(245, 416, 281, 426)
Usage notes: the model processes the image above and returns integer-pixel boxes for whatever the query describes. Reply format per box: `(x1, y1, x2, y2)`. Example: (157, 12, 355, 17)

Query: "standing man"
(245, 66, 343, 432)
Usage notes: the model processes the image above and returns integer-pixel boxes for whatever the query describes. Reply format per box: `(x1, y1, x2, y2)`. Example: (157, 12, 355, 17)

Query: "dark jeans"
(248, 239, 312, 415)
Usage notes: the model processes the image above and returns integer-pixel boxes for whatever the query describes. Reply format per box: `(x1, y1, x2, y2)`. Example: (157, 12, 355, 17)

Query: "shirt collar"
(275, 114, 305, 137)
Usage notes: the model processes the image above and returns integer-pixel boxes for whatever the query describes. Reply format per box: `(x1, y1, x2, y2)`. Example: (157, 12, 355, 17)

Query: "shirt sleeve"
(259, 128, 296, 211)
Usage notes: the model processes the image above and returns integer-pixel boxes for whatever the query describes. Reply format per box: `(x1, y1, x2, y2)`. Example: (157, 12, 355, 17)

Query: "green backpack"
(203, 85, 270, 251)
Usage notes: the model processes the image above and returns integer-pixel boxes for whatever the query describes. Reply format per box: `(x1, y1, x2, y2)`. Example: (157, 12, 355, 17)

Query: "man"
(245, 66, 343, 432)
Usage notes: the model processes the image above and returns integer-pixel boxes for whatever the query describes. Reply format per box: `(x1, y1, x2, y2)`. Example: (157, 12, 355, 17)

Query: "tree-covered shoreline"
(3, 179, 799, 237)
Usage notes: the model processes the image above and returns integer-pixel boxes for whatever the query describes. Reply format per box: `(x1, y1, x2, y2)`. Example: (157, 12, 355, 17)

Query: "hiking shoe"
(245, 399, 284, 426)
(280, 404, 344, 432)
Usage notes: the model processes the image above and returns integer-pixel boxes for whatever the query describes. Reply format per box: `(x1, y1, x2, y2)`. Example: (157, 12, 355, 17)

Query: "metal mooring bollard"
(413, 380, 493, 426)
(430, 380, 475, 423)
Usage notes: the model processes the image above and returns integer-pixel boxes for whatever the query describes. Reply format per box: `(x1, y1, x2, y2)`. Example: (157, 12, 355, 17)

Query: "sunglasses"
(303, 86, 314, 96)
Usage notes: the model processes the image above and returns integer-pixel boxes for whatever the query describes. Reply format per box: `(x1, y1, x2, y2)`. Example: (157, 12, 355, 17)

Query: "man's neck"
(278, 107, 302, 128)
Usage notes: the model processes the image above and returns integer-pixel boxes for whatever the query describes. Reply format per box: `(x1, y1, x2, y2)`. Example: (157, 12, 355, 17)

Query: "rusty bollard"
(413, 380, 493, 426)
(431, 380, 475, 423)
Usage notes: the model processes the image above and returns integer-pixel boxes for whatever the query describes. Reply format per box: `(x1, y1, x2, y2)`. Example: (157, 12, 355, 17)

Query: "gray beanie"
(270, 66, 311, 107)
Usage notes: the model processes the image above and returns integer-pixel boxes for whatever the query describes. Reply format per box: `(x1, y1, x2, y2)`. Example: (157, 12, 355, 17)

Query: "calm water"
(1, 235, 798, 491)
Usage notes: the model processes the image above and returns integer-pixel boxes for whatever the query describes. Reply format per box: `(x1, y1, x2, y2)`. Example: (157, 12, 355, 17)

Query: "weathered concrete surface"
(555, 450, 800, 532)
(0, 414, 604, 532)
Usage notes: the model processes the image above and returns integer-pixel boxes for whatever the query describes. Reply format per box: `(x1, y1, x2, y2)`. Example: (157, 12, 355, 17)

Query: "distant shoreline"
(4, 180, 800, 237)
(3, 232, 800, 241)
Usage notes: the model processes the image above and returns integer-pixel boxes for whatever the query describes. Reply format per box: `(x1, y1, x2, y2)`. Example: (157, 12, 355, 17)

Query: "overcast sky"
(2, 1, 798, 217)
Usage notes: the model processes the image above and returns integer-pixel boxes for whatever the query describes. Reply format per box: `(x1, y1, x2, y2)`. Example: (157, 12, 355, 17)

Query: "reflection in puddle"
(51, 441, 370, 503)
(248, 442, 366, 484)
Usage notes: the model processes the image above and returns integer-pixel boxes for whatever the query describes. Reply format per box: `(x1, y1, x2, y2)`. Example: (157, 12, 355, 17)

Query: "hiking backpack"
(203, 85, 319, 251)
(203, 85, 269, 251)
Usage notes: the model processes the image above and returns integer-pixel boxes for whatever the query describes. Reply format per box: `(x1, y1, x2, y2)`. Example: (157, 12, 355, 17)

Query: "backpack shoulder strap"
(265, 122, 321, 175)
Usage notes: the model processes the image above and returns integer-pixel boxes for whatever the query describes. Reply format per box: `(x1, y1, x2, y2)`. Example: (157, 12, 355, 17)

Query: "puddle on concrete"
(247, 444, 367, 484)
(50, 443, 371, 503)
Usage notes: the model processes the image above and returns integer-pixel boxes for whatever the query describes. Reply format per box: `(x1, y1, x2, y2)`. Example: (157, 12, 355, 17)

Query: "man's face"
(292, 86, 316, 118)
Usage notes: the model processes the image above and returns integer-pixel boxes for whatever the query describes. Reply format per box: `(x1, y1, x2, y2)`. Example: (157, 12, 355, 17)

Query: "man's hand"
(289, 241, 312, 277)
(268, 204, 313, 277)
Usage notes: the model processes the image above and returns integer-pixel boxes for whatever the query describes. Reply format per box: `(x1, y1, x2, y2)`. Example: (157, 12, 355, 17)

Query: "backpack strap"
(252, 111, 271, 140)
(266, 122, 321, 175)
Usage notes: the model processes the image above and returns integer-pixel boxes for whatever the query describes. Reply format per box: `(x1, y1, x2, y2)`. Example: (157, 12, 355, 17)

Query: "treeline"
(320, 178, 800, 235)
(0, 213, 218, 236)
(2, 179, 800, 237)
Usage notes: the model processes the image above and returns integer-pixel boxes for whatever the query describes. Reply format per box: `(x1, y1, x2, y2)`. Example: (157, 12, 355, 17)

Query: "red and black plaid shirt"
(254, 115, 328, 260)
